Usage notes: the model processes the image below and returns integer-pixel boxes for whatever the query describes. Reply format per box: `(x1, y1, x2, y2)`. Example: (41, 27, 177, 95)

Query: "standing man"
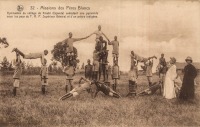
(93, 49, 100, 81)
(108, 36, 119, 64)
(40, 58, 48, 95)
(111, 60, 120, 91)
(63, 60, 75, 92)
(85, 59, 93, 80)
(158, 53, 167, 83)
(12, 52, 22, 96)
(62, 32, 90, 65)
(145, 59, 154, 87)
(158, 53, 167, 94)
(179, 56, 197, 101)
(99, 36, 108, 62)
(127, 60, 138, 97)
(163, 57, 177, 99)
(98, 36, 109, 81)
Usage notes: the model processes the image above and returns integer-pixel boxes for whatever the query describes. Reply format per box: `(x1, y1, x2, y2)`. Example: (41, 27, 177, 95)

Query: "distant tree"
(51, 42, 79, 67)
(26, 61, 33, 70)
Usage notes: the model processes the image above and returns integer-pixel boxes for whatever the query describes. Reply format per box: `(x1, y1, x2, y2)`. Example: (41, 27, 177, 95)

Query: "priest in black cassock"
(179, 56, 197, 100)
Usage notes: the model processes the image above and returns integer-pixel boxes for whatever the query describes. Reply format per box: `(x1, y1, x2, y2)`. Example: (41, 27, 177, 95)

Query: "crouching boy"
(40, 58, 48, 94)
(12, 52, 23, 96)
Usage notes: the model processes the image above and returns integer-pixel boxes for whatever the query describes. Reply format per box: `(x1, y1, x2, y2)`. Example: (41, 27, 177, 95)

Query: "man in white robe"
(163, 57, 177, 99)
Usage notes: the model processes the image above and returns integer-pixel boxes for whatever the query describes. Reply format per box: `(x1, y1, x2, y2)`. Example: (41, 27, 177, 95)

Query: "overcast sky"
(0, 0, 200, 71)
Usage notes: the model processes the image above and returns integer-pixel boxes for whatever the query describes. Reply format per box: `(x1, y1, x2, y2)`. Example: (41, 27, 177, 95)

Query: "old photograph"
(0, 0, 200, 126)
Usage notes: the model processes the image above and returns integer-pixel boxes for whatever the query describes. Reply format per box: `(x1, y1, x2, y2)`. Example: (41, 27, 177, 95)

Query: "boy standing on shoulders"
(40, 58, 48, 94)
(111, 60, 120, 91)
(108, 36, 119, 64)
(12, 52, 23, 96)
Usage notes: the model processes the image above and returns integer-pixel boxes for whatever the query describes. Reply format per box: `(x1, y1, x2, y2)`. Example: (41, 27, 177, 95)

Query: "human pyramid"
(7, 25, 187, 100)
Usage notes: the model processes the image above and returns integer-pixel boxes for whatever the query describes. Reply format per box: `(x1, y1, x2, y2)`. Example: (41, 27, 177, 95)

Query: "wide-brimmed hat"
(185, 56, 193, 62)
(170, 57, 176, 64)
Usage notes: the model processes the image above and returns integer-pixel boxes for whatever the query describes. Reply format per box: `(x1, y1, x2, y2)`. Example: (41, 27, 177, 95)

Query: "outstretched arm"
(88, 31, 96, 37)
(148, 56, 157, 60)
(74, 35, 90, 42)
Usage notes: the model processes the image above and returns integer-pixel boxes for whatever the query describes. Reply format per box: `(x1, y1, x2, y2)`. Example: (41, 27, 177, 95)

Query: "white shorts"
(66, 75, 74, 80)
(66, 79, 73, 85)
(70, 91, 79, 97)
(41, 78, 48, 85)
(13, 79, 20, 87)
(112, 53, 119, 58)
(112, 79, 119, 84)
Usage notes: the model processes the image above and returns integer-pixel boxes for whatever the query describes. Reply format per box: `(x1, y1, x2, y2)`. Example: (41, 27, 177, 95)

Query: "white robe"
(163, 64, 177, 99)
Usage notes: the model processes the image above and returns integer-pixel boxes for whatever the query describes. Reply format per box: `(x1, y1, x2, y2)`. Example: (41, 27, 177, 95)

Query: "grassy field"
(0, 73, 200, 127)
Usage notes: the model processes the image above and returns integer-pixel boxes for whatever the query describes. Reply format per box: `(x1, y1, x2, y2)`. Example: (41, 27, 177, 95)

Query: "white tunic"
(163, 64, 177, 99)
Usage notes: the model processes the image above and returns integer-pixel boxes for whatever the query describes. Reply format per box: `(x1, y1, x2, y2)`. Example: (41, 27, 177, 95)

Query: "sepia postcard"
(0, 0, 200, 127)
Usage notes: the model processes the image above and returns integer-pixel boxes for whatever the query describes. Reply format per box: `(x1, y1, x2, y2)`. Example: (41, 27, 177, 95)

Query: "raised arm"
(79, 76, 90, 84)
(102, 32, 109, 42)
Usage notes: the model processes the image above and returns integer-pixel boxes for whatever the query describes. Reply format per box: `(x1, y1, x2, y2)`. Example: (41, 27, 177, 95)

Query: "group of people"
(60, 25, 121, 99)
(9, 25, 122, 99)
(1, 25, 198, 102)
(129, 52, 197, 101)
